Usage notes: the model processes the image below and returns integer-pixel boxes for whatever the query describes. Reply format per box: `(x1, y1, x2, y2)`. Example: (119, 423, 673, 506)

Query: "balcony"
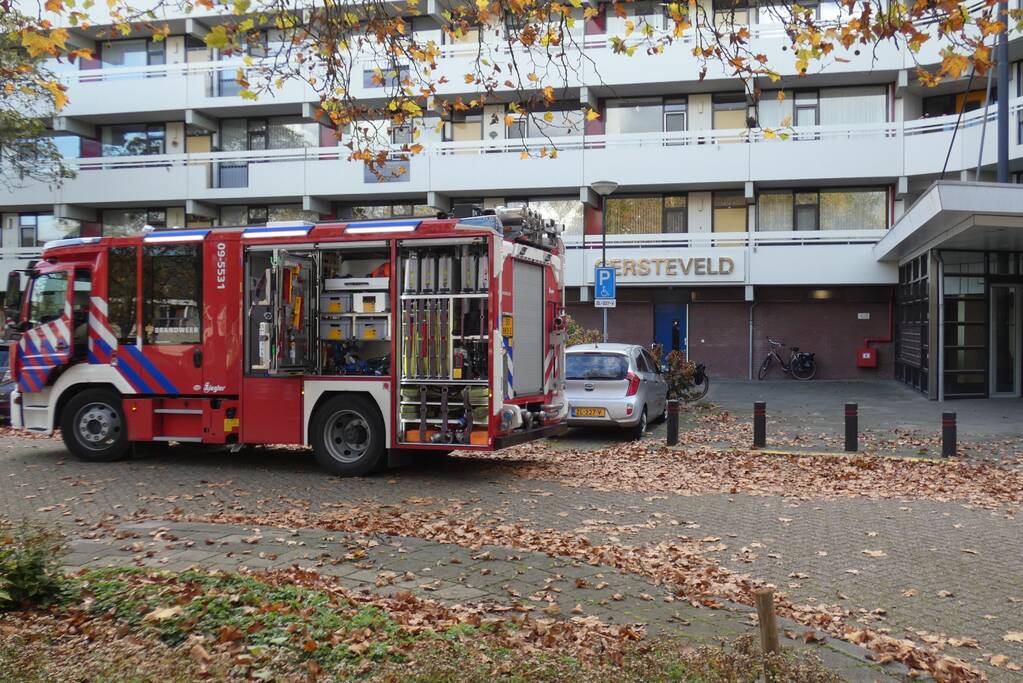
(54, 27, 1023, 120)
(3, 96, 1021, 210)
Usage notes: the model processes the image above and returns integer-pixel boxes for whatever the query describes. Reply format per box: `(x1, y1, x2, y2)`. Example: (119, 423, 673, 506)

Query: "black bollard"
(753, 401, 766, 449)
(942, 412, 957, 457)
(666, 399, 680, 447)
(844, 402, 858, 452)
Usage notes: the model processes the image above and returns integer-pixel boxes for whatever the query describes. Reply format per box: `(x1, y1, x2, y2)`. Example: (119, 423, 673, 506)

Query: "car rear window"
(566, 353, 628, 380)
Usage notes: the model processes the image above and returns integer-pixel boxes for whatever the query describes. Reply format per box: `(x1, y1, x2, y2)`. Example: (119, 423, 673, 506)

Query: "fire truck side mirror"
(4, 271, 22, 326)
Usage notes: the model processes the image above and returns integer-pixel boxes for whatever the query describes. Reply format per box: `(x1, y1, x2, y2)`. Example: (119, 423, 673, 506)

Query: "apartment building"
(3, 1, 1023, 396)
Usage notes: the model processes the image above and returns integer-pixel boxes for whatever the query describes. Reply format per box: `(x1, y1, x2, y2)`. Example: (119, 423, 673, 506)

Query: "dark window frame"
(142, 243, 203, 346)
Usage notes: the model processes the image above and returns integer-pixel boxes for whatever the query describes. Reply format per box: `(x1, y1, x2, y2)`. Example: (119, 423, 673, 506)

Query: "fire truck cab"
(6, 209, 568, 475)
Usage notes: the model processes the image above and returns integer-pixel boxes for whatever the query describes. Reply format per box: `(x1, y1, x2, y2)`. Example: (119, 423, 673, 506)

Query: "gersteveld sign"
(586, 248, 746, 285)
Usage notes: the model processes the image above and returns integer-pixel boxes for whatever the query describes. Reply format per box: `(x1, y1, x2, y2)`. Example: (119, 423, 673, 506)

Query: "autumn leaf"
(1005, 632, 1023, 643)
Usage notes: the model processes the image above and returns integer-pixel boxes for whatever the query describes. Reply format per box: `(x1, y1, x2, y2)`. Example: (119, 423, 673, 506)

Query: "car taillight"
(625, 371, 640, 397)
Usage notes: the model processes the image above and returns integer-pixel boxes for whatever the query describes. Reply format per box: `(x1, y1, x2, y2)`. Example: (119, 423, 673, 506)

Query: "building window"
(362, 65, 410, 88)
(663, 195, 687, 233)
(756, 191, 793, 231)
(604, 194, 686, 235)
(605, 98, 665, 135)
(443, 108, 483, 142)
(220, 205, 317, 226)
(100, 124, 165, 157)
(18, 213, 73, 248)
(18, 214, 38, 248)
(795, 192, 820, 230)
(757, 188, 886, 231)
(102, 209, 167, 236)
(712, 191, 747, 232)
(142, 244, 202, 345)
(712, 93, 747, 130)
(108, 246, 138, 342)
(713, 0, 749, 25)
(820, 188, 886, 230)
(522, 198, 585, 235)
(819, 86, 887, 126)
(341, 203, 434, 220)
(794, 91, 819, 127)
(605, 196, 664, 234)
(664, 99, 688, 133)
(100, 38, 165, 71)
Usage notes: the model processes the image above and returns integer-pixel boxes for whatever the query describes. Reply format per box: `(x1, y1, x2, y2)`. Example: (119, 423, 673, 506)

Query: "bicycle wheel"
(791, 357, 818, 381)
(757, 356, 772, 380)
(692, 375, 710, 400)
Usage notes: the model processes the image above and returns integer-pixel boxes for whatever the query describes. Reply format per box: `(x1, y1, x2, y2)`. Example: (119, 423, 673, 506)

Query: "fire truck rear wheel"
(310, 395, 385, 476)
(60, 389, 130, 462)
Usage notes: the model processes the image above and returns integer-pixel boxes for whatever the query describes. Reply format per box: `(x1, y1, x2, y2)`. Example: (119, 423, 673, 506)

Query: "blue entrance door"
(654, 304, 686, 356)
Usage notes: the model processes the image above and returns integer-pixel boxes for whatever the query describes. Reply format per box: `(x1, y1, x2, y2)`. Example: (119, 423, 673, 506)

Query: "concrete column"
(688, 94, 712, 131)
(185, 110, 218, 133)
(302, 196, 331, 215)
(688, 192, 712, 232)
(53, 117, 96, 139)
(427, 191, 451, 212)
(185, 200, 217, 219)
(55, 204, 97, 222)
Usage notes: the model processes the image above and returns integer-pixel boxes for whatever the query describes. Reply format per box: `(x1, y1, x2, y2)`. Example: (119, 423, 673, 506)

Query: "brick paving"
(3, 434, 1022, 678)
(61, 519, 897, 680)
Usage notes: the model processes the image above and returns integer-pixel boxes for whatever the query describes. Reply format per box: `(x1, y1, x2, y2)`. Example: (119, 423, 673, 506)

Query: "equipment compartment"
(396, 237, 492, 446)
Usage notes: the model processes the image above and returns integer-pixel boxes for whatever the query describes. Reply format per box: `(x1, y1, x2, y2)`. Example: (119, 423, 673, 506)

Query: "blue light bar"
(344, 219, 421, 234)
(241, 224, 313, 239)
(143, 229, 211, 243)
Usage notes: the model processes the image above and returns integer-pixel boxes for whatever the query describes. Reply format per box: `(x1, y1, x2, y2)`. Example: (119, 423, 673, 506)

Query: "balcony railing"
(564, 229, 889, 249)
(20, 95, 1023, 196)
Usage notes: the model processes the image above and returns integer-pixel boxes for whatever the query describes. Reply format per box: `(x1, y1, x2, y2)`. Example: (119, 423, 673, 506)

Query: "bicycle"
(690, 362, 710, 400)
(757, 338, 817, 380)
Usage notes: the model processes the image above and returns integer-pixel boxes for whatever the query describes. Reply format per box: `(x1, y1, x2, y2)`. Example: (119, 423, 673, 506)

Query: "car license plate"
(574, 407, 605, 417)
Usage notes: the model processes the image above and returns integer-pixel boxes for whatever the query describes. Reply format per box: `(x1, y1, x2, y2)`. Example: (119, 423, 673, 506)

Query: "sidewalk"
(64, 520, 907, 681)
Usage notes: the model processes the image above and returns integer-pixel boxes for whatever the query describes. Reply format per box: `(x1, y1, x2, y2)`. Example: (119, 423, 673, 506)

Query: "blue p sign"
(595, 266, 616, 300)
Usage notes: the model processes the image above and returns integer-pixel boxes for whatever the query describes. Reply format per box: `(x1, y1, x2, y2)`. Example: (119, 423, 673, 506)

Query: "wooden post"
(755, 587, 780, 656)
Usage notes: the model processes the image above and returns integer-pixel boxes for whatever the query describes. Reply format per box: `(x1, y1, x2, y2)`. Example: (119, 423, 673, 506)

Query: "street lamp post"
(590, 180, 618, 343)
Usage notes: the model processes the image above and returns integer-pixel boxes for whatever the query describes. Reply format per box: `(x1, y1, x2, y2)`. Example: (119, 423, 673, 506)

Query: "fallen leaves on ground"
(156, 502, 985, 683)
(471, 413, 1023, 509)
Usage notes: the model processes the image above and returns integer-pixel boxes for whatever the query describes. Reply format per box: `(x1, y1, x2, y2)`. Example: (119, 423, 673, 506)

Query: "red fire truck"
(6, 209, 568, 474)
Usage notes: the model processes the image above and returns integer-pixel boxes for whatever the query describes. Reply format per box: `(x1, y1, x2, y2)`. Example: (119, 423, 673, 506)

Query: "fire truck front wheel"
(310, 395, 385, 476)
(60, 388, 130, 462)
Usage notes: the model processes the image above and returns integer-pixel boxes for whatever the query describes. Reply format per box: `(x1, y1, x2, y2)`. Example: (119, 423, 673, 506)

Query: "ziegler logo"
(202, 382, 226, 393)
(215, 242, 227, 290)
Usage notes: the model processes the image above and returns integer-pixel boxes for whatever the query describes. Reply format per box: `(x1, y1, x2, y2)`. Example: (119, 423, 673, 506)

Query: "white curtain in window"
(820, 190, 886, 230)
(268, 117, 317, 149)
(757, 91, 792, 129)
(819, 86, 886, 126)
(757, 192, 793, 230)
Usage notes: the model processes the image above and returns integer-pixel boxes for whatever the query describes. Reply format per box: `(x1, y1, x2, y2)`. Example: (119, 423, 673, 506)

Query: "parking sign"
(594, 266, 616, 307)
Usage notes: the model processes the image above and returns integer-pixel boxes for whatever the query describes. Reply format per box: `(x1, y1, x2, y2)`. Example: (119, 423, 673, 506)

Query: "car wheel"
(60, 388, 130, 462)
(630, 407, 648, 441)
(310, 394, 385, 476)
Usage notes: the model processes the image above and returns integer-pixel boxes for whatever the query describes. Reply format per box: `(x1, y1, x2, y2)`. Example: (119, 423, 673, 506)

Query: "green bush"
(650, 345, 701, 402)
(0, 521, 74, 609)
(565, 315, 602, 347)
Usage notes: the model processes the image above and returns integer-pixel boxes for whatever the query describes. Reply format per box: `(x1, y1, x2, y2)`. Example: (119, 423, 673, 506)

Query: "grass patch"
(2, 566, 842, 682)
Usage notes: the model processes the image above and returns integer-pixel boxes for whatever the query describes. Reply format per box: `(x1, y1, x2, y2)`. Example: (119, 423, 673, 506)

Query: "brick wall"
(687, 302, 750, 378)
(751, 300, 895, 380)
(566, 302, 654, 347)
(570, 296, 896, 379)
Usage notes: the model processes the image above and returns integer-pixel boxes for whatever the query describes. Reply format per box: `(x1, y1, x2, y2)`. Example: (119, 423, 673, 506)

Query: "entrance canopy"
(875, 181, 1023, 263)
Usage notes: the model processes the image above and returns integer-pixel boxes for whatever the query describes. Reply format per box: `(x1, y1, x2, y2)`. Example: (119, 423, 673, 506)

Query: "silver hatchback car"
(565, 343, 669, 438)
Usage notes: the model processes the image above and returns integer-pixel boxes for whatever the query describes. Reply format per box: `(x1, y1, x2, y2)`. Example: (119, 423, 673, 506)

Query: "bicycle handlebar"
(766, 337, 784, 348)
